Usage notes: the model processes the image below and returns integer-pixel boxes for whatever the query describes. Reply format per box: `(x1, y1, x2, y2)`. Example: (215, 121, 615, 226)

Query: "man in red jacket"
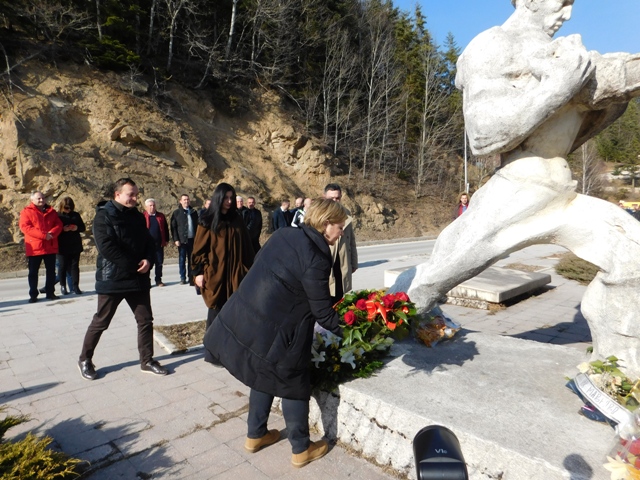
(19, 192, 63, 302)
(143, 198, 170, 287)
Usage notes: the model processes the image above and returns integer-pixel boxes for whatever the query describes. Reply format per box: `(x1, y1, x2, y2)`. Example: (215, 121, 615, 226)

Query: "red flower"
(367, 292, 378, 300)
(402, 306, 410, 314)
(382, 294, 395, 308)
(629, 439, 640, 456)
(395, 292, 409, 302)
(355, 299, 367, 310)
(343, 310, 356, 326)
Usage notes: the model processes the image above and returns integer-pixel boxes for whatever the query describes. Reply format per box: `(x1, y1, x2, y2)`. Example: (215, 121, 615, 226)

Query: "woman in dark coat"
(56, 197, 86, 294)
(192, 183, 255, 334)
(203, 199, 347, 468)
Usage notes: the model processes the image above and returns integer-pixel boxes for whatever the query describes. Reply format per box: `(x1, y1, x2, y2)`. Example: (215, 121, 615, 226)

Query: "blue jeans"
(178, 238, 194, 282)
(248, 389, 310, 454)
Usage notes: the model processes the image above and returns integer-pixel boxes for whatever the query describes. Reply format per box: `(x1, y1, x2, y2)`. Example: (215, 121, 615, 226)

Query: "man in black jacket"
(245, 196, 263, 253)
(170, 194, 199, 285)
(78, 178, 167, 380)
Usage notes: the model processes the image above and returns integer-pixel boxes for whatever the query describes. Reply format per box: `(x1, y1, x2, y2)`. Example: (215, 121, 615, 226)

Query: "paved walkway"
(0, 243, 590, 479)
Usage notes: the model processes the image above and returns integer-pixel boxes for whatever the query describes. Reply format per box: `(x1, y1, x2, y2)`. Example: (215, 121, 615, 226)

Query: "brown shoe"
(244, 429, 280, 453)
(291, 440, 328, 468)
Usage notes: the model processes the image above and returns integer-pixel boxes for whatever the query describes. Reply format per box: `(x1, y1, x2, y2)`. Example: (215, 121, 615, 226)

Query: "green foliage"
(0, 407, 81, 479)
(555, 253, 599, 285)
(596, 99, 640, 165)
(0, 410, 28, 442)
(81, 35, 140, 70)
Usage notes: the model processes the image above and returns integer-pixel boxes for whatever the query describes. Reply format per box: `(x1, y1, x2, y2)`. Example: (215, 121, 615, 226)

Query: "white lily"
(311, 347, 326, 368)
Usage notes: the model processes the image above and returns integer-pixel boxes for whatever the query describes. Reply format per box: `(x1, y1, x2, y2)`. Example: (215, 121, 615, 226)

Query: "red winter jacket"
(19, 203, 63, 256)
(143, 210, 169, 247)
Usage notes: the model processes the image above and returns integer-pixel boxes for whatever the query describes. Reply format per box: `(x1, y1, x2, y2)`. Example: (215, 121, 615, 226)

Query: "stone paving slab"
(0, 244, 599, 479)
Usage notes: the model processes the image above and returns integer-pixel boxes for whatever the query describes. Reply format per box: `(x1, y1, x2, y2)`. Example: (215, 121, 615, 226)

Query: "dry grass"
(155, 320, 206, 350)
(555, 253, 599, 285)
(504, 262, 543, 273)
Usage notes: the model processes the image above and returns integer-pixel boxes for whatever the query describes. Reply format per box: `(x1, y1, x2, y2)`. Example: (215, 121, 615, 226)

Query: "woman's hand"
(195, 275, 205, 288)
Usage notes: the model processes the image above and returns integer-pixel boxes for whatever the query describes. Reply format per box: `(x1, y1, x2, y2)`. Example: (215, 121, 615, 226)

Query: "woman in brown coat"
(192, 183, 255, 342)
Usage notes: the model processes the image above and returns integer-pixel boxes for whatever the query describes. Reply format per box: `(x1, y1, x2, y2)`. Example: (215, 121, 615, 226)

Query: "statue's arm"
(582, 52, 640, 108)
(457, 33, 594, 156)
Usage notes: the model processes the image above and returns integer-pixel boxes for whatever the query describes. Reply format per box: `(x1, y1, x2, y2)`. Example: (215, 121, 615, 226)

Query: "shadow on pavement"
(563, 453, 594, 479)
(34, 416, 175, 479)
(508, 305, 592, 346)
(399, 329, 479, 374)
(0, 382, 61, 402)
(358, 260, 388, 269)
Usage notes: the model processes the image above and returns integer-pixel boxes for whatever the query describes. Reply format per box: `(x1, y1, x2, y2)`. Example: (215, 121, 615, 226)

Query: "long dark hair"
(199, 183, 238, 233)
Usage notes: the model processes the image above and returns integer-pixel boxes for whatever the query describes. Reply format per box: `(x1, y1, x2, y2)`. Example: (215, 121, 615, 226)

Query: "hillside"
(0, 61, 453, 269)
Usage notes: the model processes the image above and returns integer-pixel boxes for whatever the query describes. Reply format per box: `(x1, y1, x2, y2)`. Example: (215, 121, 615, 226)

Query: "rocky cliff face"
(0, 61, 440, 251)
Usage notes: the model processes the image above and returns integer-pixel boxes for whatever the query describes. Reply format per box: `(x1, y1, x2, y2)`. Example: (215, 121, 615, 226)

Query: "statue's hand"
(541, 35, 594, 87)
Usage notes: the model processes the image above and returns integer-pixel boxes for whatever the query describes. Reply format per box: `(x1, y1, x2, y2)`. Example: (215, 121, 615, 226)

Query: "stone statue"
(391, 0, 640, 374)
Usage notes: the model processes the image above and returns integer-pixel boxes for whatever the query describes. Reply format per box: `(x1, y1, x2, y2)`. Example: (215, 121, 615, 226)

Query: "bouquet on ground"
(310, 289, 416, 391)
(605, 432, 640, 480)
(567, 357, 640, 479)
(414, 307, 461, 347)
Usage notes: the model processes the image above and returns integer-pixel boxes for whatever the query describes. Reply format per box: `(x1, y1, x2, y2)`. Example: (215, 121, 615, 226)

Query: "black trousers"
(248, 389, 310, 454)
(57, 253, 80, 290)
(27, 254, 56, 299)
(79, 290, 155, 364)
(178, 238, 194, 282)
(153, 247, 164, 283)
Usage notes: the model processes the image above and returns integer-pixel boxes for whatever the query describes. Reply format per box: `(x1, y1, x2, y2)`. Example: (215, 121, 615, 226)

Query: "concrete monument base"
(306, 332, 610, 480)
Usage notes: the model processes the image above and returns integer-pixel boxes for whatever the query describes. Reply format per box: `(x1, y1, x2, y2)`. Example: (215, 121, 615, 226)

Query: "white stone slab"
(308, 332, 607, 480)
(385, 266, 551, 304)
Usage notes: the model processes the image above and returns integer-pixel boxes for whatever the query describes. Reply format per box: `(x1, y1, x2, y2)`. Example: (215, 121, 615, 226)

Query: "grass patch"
(504, 262, 543, 272)
(555, 253, 599, 285)
(155, 320, 206, 350)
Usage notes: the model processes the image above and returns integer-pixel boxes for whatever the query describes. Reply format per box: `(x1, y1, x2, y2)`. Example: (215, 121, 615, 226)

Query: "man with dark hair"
(245, 196, 263, 252)
(78, 178, 167, 380)
(144, 198, 170, 287)
(19, 191, 63, 302)
(323, 184, 358, 303)
(171, 194, 199, 285)
(272, 199, 293, 231)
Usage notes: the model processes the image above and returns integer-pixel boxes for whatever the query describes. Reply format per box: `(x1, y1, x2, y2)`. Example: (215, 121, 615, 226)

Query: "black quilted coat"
(93, 200, 155, 294)
(203, 224, 342, 400)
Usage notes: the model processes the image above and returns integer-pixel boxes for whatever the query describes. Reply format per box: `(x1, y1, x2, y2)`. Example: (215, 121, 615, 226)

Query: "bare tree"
(359, 5, 400, 179)
(163, 0, 197, 71)
(147, 0, 158, 54)
(572, 140, 606, 196)
(94, 0, 102, 40)
(225, 0, 238, 60)
(22, 0, 91, 43)
(319, 28, 358, 154)
(414, 45, 459, 197)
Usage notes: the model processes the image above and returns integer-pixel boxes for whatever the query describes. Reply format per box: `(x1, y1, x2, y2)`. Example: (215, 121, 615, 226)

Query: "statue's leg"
(553, 194, 640, 375)
(395, 169, 576, 311)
